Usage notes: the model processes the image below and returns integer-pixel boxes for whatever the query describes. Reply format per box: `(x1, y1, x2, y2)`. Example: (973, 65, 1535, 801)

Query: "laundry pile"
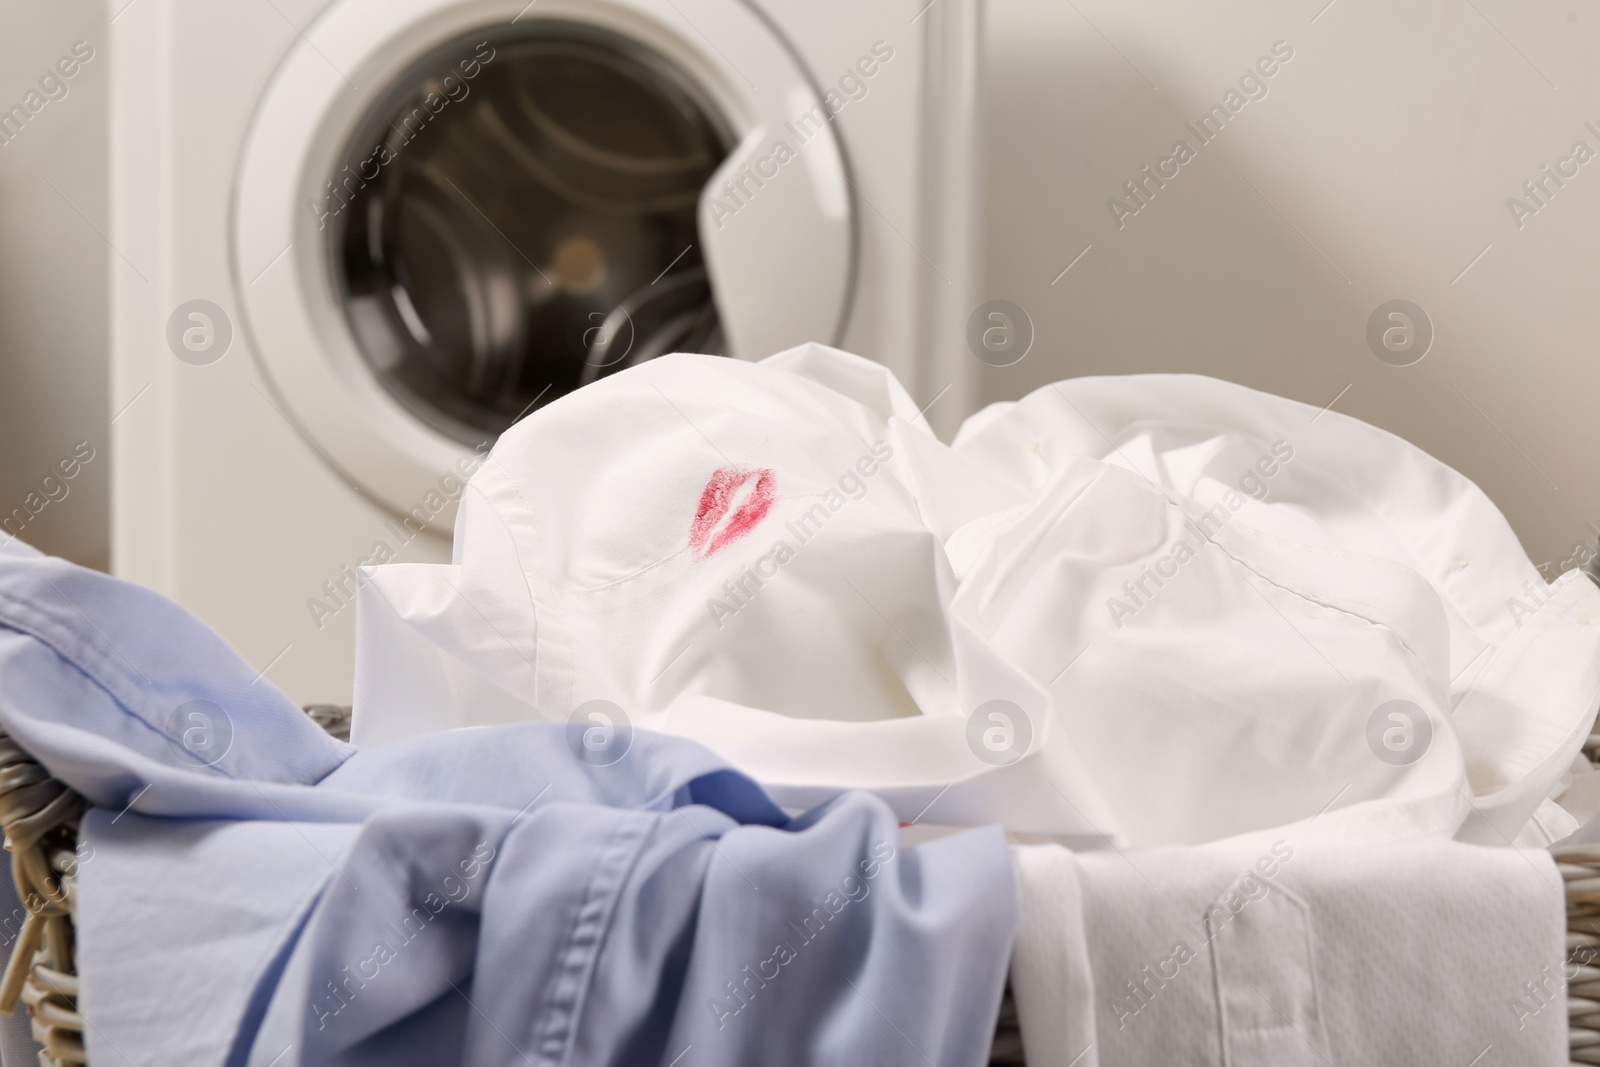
(0, 344, 1593, 1065)
(356, 344, 1600, 852)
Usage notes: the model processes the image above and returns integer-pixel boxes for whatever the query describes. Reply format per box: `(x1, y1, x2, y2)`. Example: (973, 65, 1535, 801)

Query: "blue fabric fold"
(0, 543, 1016, 1066)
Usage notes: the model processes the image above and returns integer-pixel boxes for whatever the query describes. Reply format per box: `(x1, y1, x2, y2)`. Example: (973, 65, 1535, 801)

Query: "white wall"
(0, 0, 109, 569)
(979, 0, 1600, 574)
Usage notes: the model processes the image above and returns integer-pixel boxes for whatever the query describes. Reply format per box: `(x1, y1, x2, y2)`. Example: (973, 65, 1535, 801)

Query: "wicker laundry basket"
(0, 706, 1593, 1066)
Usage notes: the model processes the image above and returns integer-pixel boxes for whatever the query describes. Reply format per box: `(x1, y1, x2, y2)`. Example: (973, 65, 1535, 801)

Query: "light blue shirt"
(0, 540, 1015, 1066)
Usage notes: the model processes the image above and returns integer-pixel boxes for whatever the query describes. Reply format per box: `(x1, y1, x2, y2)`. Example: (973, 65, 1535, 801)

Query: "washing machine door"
(234, 0, 852, 527)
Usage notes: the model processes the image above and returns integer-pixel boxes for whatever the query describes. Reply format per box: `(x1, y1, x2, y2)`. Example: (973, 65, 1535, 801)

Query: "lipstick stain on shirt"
(690, 467, 776, 558)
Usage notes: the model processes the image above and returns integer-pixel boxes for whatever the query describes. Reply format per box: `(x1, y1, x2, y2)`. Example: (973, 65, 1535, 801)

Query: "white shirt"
(351, 344, 1600, 849)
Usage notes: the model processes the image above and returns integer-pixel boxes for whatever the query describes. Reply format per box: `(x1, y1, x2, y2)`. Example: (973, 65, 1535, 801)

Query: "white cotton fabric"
(351, 344, 1600, 849)
(1009, 841, 1568, 1066)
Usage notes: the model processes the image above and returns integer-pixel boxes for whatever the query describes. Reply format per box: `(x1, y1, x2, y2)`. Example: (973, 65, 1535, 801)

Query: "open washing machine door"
(233, 0, 853, 528)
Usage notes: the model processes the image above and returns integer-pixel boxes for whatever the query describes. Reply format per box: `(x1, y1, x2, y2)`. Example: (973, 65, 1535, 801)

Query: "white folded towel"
(1010, 840, 1567, 1065)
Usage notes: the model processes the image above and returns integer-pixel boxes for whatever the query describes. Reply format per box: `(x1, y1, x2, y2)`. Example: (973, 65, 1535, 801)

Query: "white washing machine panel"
(235, 0, 854, 527)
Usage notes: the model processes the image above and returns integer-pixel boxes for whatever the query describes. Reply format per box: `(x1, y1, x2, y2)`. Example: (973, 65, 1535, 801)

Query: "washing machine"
(110, 0, 985, 702)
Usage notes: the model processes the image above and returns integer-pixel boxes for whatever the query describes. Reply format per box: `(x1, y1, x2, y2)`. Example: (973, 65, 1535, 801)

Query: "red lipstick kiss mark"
(690, 467, 775, 558)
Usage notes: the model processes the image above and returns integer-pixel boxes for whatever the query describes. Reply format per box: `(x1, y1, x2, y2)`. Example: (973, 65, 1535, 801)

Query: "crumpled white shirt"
(351, 344, 1600, 850)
